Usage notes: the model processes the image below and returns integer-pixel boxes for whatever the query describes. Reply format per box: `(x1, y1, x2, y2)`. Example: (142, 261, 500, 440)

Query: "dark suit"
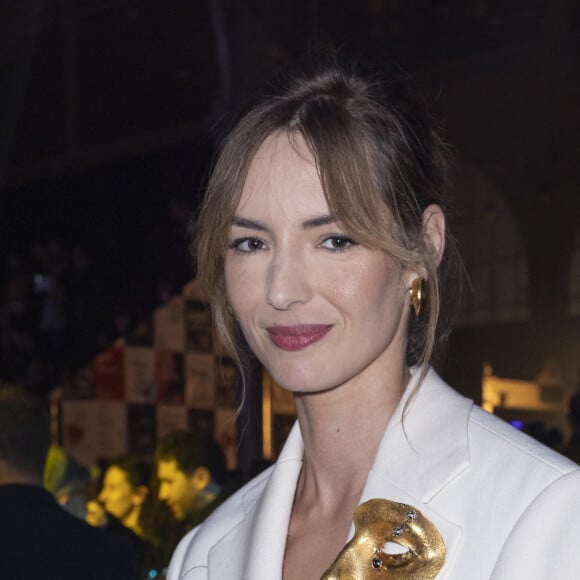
(0, 483, 138, 580)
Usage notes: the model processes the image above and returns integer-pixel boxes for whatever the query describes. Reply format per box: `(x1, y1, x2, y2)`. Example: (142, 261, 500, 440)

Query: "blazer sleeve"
(491, 469, 580, 579)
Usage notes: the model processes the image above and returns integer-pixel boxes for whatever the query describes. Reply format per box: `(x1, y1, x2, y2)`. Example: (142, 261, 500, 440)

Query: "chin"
(269, 365, 336, 394)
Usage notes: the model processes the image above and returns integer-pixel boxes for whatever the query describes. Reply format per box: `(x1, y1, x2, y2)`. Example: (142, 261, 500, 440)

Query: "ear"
(421, 204, 446, 268)
(132, 485, 149, 507)
(191, 466, 211, 492)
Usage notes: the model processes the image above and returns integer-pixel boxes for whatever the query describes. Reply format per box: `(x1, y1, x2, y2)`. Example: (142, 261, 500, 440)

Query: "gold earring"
(409, 278, 424, 317)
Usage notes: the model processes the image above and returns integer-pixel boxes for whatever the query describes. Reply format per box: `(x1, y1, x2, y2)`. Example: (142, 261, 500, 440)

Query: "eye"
(229, 237, 267, 253)
(320, 235, 357, 252)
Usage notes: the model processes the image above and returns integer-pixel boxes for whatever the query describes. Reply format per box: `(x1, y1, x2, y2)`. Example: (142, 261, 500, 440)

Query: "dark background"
(1, 1, 579, 408)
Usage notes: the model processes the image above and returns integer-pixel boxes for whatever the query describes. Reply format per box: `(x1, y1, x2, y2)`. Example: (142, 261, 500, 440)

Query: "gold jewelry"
(322, 499, 446, 579)
(409, 278, 424, 317)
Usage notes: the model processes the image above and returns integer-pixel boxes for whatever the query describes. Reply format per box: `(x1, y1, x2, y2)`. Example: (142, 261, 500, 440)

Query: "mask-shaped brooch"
(321, 499, 446, 579)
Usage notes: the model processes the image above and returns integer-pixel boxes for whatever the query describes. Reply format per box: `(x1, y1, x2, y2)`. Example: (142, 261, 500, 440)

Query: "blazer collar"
(208, 368, 472, 579)
(356, 368, 472, 578)
(365, 367, 473, 503)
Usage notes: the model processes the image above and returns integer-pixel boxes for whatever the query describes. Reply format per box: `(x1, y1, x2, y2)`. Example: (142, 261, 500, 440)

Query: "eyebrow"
(232, 213, 337, 231)
(302, 214, 336, 228)
(231, 216, 268, 231)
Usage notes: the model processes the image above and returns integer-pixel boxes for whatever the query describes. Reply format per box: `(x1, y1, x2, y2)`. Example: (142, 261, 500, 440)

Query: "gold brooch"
(321, 499, 446, 579)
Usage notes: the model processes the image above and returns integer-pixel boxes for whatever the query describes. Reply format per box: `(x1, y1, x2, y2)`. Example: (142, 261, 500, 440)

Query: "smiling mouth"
(266, 324, 332, 351)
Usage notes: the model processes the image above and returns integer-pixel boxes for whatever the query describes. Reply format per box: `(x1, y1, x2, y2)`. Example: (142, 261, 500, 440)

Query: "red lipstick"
(267, 324, 332, 351)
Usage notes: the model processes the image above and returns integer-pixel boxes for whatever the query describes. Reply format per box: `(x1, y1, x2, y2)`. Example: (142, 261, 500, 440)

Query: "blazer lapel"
(208, 423, 304, 580)
(355, 368, 473, 577)
(371, 367, 473, 502)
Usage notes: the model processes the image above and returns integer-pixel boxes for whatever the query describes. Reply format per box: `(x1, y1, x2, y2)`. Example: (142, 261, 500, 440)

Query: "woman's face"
(224, 133, 412, 394)
(98, 466, 139, 522)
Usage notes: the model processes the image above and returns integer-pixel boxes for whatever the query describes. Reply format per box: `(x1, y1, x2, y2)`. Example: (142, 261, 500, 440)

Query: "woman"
(86, 455, 169, 577)
(168, 58, 580, 579)
(86, 455, 152, 537)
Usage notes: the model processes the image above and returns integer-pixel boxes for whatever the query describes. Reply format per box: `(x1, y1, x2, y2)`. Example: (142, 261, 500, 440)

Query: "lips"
(266, 324, 332, 351)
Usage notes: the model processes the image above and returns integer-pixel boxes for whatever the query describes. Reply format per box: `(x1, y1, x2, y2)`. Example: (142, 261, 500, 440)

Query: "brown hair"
(194, 56, 462, 395)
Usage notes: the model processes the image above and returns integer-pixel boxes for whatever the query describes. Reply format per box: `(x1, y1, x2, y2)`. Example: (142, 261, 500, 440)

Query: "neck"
(294, 362, 410, 507)
(0, 461, 42, 486)
(122, 507, 143, 536)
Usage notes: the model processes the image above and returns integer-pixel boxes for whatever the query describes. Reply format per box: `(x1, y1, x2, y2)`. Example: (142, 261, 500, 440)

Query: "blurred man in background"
(156, 430, 234, 540)
(0, 384, 138, 580)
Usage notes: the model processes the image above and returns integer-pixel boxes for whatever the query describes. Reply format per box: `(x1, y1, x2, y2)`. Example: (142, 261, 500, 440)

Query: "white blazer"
(168, 368, 580, 579)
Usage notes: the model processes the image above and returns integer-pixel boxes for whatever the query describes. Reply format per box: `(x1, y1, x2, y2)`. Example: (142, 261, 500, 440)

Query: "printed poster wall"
(57, 281, 239, 470)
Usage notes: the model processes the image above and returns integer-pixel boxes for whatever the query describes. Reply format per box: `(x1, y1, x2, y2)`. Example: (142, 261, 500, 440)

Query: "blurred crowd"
(0, 197, 194, 396)
(1, 241, 108, 393)
(1, 384, 240, 579)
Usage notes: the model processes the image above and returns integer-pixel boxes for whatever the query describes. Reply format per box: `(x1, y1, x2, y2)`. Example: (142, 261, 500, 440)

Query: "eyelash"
(228, 234, 358, 253)
(228, 237, 266, 253)
(320, 235, 358, 252)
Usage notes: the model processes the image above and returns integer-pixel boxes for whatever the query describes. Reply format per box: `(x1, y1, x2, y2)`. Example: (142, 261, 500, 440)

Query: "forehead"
(157, 459, 182, 478)
(238, 132, 328, 218)
(104, 465, 129, 486)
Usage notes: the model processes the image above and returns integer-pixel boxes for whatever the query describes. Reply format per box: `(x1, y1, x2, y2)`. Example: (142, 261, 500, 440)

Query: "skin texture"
(225, 133, 411, 397)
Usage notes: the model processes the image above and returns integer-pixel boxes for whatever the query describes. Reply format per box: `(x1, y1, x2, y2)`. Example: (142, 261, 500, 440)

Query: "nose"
(98, 489, 106, 503)
(266, 248, 312, 310)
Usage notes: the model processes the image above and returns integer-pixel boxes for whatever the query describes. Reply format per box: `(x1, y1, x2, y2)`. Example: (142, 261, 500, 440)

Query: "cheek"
(224, 260, 261, 316)
(177, 481, 188, 499)
(326, 258, 402, 307)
